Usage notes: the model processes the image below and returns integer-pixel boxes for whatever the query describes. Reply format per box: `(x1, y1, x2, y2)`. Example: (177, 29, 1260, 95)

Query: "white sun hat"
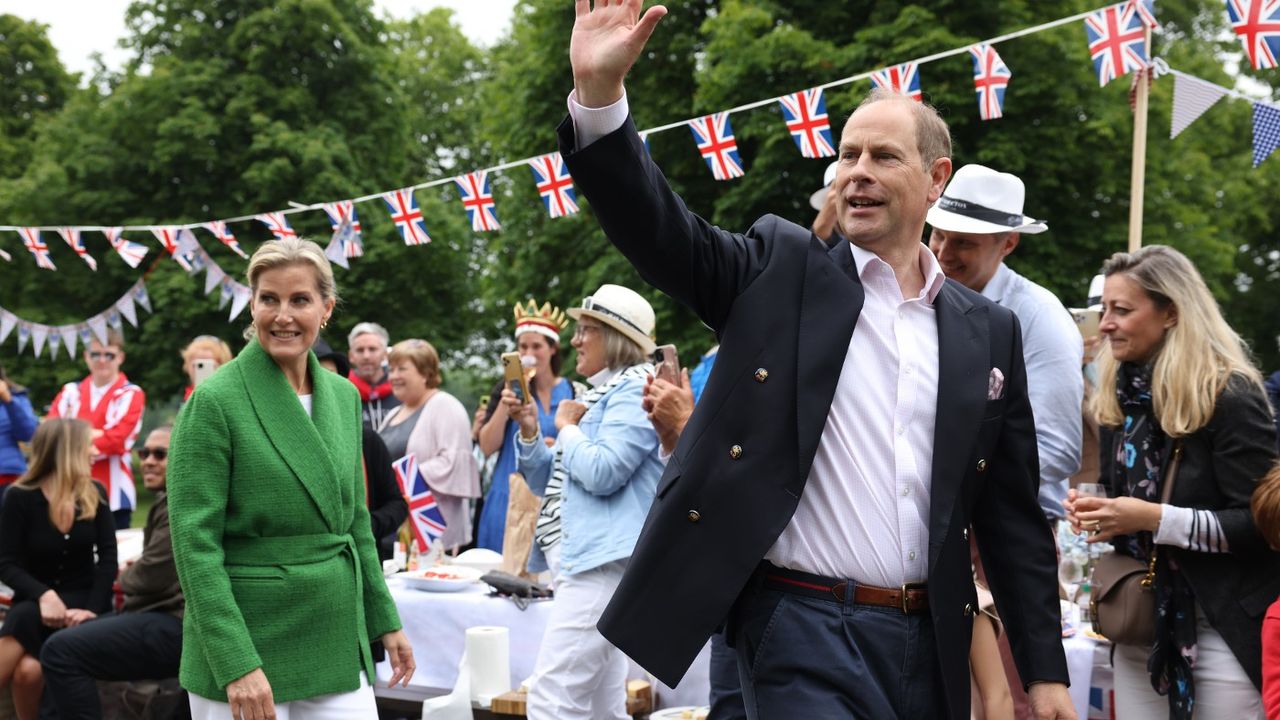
(808, 161, 839, 211)
(926, 164, 1048, 235)
(567, 284, 657, 355)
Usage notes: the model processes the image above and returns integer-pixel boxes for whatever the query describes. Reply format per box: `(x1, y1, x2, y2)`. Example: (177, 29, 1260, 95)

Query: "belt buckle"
(900, 582, 926, 614)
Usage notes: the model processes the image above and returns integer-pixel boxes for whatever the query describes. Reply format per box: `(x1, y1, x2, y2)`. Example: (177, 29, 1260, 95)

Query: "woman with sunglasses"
(0, 418, 116, 720)
(0, 361, 38, 508)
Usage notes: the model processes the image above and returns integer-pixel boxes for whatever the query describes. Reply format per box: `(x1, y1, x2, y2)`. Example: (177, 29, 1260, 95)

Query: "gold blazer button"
(687, 510, 701, 523)
(729, 444, 743, 460)
(754, 368, 769, 383)
(976, 458, 987, 473)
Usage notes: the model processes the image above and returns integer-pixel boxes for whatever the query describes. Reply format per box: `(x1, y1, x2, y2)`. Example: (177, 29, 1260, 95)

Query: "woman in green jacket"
(169, 238, 414, 719)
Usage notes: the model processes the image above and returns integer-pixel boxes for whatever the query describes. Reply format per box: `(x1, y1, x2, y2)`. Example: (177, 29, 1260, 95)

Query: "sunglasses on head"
(136, 448, 167, 460)
(89, 351, 118, 361)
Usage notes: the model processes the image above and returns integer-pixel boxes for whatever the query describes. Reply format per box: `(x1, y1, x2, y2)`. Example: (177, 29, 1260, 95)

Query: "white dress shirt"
(568, 91, 946, 587)
(980, 263, 1083, 519)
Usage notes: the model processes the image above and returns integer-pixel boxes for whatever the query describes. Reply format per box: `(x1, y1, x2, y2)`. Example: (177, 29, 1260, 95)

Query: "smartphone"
(1069, 308, 1101, 340)
(193, 358, 217, 386)
(651, 344, 680, 384)
(501, 352, 531, 402)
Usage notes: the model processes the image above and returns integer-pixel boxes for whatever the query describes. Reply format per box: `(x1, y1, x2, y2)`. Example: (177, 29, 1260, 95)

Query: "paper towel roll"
(466, 626, 511, 705)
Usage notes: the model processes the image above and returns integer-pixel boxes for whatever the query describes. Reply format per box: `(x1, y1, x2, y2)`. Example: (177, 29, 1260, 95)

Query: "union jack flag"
(18, 228, 57, 270)
(56, 228, 98, 271)
(455, 171, 502, 232)
(1228, 0, 1280, 70)
(101, 228, 148, 268)
(778, 88, 836, 159)
(393, 453, 447, 552)
(383, 188, 432, 246)
(969, 44, 1013, 121)
(322, 201, 364, 256)
(256, 212, 297, 240)
(689, 112, 745, 181)
(1084, 5, 1149, 86)
(528, 153, 579, 219)
(202, 221, 248, 259)
(871, 63, 923, 102)
(1129, 0, 1160, 28)
(150, 227, 195, 272)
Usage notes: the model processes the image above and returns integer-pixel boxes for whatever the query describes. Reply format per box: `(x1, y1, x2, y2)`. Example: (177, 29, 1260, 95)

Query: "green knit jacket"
(168, 340, 401, 703)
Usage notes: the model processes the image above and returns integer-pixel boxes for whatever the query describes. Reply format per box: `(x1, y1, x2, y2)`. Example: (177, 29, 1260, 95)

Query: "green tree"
(0, 15, 76, 180)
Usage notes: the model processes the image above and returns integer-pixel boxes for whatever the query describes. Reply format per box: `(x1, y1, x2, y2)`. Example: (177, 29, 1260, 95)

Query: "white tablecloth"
(376, 576, 712, 709)
(1063, 633, 1114, 720)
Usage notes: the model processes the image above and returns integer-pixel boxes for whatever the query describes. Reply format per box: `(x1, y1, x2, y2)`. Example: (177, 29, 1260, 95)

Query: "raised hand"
(570, 0, 668, 107)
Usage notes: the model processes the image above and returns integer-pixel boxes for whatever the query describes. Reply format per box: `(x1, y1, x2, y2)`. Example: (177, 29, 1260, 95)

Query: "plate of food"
(399, 565, 484, 592)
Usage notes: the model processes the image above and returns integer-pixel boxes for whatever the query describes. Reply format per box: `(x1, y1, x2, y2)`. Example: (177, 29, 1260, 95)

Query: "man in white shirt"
(564, 3, 1074, 719)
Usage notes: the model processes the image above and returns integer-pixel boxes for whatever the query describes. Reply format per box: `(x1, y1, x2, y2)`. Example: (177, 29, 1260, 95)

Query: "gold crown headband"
(513, 299, 569, 342)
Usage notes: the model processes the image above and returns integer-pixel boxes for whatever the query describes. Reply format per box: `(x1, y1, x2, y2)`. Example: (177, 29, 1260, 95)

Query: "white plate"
(399, 566, 484, 592)
(648, 708, 709, 720)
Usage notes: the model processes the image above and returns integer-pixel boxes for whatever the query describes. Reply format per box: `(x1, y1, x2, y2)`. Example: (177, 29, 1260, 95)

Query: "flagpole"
(1127, 25, 1153, 252)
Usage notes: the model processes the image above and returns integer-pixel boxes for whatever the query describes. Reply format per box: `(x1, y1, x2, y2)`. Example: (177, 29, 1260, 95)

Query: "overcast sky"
(0, 0, 517, 80)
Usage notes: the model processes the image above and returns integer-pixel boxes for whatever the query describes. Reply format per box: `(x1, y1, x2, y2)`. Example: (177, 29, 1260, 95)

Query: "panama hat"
(567, 284, 656, 355)
(926, 164, 1048, 235)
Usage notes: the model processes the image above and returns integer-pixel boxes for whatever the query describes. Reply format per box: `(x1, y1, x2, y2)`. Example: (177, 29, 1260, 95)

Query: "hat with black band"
(926, 164, 1048, 235)
(567, 284, 657, 355)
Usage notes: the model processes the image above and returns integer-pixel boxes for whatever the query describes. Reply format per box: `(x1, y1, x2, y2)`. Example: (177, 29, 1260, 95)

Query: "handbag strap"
(1142, 439, 1184, 587)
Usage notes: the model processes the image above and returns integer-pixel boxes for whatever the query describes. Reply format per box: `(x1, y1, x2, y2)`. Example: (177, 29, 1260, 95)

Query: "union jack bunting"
(777, 88, 836, 158)
(322, 201, 364, 258)
(56, 228, 98, 270)
(393, 453, 448, 552)
(871, 63, 923, 102)
(1129, 0, 1160, 28)
(18, 228, 57, 271)
(528, 153, 579, 219)
(1084, 5, 1149, 86)
(969, 44, 1013, 121)
(688, 112, 745, 181)
(256, 212, 297, 240)
(0, 248, 9, 263)
(202, 221, 248, 259)
(383, 188, 432, 246)
(455, 171, 502, 232)
(150, 227, 194, 272)
(1228, 0, 1280, 70)
(101, 228, 148, 268)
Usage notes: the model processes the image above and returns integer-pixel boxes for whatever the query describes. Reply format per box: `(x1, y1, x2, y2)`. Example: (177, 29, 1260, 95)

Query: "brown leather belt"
(760, 563, 929, 615)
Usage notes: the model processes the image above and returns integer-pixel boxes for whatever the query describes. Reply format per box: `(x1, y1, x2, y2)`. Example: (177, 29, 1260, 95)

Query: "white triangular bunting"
(16, 323, 31, 354)
(117, 293, 138, 328)
(0, 311, 15, 345)
(205, 264, 226, 295)
(88, 315, 109, 346)
(60, 325, 78, 359)
(31, 325, 49, 358)
(1171, 73, 1227, 139)
(133, 282, 152, 314)
(229, 284, 252, 321)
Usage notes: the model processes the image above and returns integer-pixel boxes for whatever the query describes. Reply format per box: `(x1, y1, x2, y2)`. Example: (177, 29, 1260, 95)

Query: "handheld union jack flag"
(383, 188, 432, 246)
(871, 63, 923, 102)
(322, 201, 364, 266)
(56, 228, 98, 271)
(18, 228, 56, 271)
(202, 221, 248, 259)
(528, 153, 580, 219)
(689, 112, 745, 181)
(969, 44, 1013, 121)
(101, 228, 148, 268)
(455, 171, 502, 232)
(1228, 0, 1280, 70)
(393, 453, 447, 552)
(778, 88, 836, 159)
(150, 227, 195, 272)
(1084, 5, 1149, 86)
(256, 212, 297, 241)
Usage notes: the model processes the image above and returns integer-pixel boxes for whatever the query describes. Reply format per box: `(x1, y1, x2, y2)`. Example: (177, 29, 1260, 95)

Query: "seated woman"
(378, 339, 479, 552)
(0, 418, 116, 720)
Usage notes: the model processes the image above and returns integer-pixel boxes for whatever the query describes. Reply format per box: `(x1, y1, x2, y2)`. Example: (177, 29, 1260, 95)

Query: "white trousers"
(1113, 611, 1261, 720)
(189, 672, 376, 720)
(526, 558, 630, 720)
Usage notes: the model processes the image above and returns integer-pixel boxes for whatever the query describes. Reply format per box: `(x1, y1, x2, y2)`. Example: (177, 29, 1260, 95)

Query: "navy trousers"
(40, 611, 186, 720)
(731, 582, 944, 720)
(708, 631, 748, 719)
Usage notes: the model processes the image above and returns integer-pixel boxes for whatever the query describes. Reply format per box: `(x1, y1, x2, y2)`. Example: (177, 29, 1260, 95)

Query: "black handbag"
(1089, 440, 1182, 646)
(480, 570, 553, 609)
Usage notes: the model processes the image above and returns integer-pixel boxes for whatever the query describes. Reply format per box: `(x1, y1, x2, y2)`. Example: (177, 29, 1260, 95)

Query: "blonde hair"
(855, 88, 952, 170)
(16, 419, 100, 525)
(181, 335, 233, 368)
(244, 238, 338, 341)
(1089, 245, 1264, 435)
(388, 339, 442, 389)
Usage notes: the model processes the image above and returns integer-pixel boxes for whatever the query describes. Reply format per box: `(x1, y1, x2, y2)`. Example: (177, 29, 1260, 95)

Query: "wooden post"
(1127, 26, 1153, 252)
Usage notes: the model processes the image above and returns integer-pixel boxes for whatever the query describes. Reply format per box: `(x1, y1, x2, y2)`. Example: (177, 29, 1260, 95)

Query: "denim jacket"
(517, 373, 661, 576)
(0, 390, 37, 476)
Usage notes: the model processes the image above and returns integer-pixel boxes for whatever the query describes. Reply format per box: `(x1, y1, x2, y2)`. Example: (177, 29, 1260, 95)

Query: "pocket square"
(987, 367, 1005, 401)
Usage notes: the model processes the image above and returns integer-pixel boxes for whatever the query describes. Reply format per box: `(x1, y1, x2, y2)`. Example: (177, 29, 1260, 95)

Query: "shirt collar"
(848, 241, 947, 304)
(587, 366, 621, 388)
(979, 262, 1013, 304)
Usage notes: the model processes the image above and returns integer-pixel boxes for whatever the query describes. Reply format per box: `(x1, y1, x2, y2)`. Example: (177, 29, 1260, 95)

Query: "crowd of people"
(1, 3, 1280, 719)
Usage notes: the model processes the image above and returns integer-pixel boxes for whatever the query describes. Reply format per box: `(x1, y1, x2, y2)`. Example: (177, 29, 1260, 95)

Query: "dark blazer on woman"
(1101, 373, 1280, 687)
